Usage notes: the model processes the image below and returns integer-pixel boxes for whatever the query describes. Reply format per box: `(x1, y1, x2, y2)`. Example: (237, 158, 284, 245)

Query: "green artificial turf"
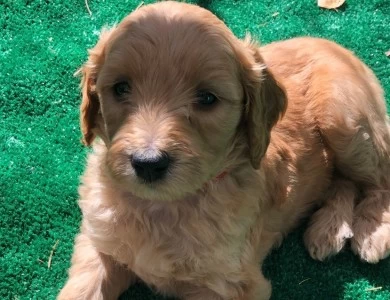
(1, 0, 389, 299)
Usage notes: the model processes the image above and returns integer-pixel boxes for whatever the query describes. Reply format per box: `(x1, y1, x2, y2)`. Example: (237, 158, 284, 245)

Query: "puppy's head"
(79, 1, 286, 201)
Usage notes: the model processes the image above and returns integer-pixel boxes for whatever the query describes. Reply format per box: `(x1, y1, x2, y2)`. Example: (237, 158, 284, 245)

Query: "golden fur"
(59, 2, 390, 299)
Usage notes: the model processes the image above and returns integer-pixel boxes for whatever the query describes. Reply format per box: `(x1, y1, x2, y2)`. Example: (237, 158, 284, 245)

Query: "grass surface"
(1, 0, 389, 299)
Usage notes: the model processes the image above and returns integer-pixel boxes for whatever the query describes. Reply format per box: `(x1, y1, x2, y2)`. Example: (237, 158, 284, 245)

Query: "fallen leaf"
(318, 0, 346, 9)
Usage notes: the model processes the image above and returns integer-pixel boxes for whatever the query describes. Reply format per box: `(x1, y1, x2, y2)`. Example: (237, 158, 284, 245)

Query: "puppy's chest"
(94, 205, 255, 286)
(130, 230, 245, 286)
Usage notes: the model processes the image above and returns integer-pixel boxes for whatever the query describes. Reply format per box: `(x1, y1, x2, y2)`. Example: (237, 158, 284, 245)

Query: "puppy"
(58, 1, 390, 299)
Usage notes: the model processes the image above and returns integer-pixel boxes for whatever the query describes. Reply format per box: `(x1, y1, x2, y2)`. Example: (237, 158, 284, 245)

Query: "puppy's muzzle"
(131, 151, 171, 183)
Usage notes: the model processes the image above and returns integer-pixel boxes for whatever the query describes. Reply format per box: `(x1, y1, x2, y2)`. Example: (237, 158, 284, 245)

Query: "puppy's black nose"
(131, 151, 171, 183)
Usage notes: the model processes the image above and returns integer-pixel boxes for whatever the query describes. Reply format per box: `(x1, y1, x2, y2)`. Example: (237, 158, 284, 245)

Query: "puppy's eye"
(113, 82, 131, 97)
(196, 91, 218, 107)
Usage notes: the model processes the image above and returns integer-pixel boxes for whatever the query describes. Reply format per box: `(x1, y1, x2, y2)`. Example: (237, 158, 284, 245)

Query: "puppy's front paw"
(351, 216, 390, 263)
(304, 208, 353, 261)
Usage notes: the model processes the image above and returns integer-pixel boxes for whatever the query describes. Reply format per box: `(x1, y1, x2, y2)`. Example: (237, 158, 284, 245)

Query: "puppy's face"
(80, 2, 286, 201)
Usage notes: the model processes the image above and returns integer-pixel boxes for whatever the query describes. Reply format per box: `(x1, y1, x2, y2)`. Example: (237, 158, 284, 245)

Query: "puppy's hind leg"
(327, 118, 390, 263)
(58, 233, 135, 300)
(304, 178, 357, 261)
(351, 189, 390, 263)
(324, 123, 390, 263)
(326, 122, 390, 263)
(316, 68, 390, 263)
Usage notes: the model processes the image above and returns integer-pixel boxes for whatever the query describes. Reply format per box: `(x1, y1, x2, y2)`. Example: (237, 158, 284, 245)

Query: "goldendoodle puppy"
(58, 1, 390, 299)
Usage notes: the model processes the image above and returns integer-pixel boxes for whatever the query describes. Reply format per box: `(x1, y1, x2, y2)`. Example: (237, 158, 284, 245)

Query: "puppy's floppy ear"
(77, 27, 115, 146)
(239, 37, 287, 169)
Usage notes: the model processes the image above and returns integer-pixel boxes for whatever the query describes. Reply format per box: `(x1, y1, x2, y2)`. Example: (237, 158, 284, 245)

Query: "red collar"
(202, 170, 229, 190)
(213, 170, 229, 181)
